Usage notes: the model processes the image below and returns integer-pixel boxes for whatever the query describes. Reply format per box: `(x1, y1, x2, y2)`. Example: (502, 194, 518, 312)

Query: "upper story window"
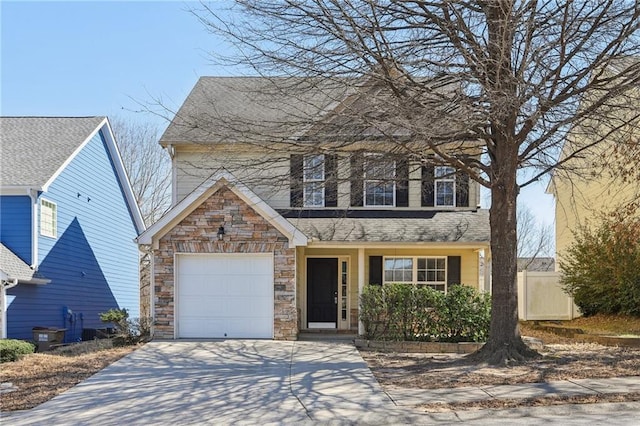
(384, 256, 447, 291)
(303, 154, 325, 207)
(364, 154, 395, 207)
(434, 166, 456, 207)
(40, 199, 57, 238)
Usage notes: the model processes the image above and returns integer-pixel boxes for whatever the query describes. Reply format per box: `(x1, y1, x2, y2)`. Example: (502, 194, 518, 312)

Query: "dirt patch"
(0, 342, 136, 412)
(361, 317, 640, 411)
(362, 343, 640, 389)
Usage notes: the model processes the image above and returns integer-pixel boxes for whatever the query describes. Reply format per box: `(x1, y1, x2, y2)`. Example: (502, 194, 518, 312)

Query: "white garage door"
(176, 254, 274, 339)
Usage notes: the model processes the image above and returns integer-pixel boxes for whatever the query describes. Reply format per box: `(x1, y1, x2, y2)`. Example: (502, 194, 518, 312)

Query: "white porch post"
(484, 249, 492, 293)
(358, 247, 365, 336)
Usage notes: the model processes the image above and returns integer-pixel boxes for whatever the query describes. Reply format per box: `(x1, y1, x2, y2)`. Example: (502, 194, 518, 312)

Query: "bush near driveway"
(360, 284, 490, 342)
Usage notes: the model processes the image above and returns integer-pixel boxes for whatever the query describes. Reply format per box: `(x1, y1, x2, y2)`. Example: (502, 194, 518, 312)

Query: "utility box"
(32, 327, 66, 351)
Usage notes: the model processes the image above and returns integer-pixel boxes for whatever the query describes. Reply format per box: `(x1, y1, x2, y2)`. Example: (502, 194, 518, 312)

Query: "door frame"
(304, 255, 350, 330)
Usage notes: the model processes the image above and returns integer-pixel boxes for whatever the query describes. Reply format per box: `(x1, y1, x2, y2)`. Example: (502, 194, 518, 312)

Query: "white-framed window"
(303, 154, 325, 207)
(435, 166, 456, 207)
(384, 256, 447, 291)
(40, 198, 57, 238)
(364, 154, 395, 207)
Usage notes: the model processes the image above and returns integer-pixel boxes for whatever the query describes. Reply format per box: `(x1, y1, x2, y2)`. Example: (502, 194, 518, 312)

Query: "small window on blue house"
(40, 199, 57, 238)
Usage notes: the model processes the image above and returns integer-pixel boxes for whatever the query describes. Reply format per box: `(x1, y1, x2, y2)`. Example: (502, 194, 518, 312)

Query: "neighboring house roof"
(517, 257, 556, 272)
(289, 211, 490, 245)
(137, 170, 308, 248)
(0, 243, 49, 284)
(0, 116, 145, 233)
(0, 116, 105, 188)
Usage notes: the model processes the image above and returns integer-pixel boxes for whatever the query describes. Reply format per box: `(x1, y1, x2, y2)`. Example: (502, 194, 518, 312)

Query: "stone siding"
(153, 186, 297, 340)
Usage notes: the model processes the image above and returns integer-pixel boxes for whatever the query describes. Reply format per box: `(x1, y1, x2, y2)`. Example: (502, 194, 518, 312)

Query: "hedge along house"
(137, 77, 491, 340)
(0, 117, 145, 341)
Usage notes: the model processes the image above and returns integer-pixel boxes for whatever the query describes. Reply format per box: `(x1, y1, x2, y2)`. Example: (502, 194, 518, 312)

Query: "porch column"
(484, 249, 492, 293)
(358, 247, 365, 336)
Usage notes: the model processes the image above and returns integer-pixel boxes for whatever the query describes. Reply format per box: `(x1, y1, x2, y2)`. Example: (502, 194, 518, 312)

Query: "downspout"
(29, 189, 39, 269)
(1, 278, 19, 339)
(167, 144, 177, 206)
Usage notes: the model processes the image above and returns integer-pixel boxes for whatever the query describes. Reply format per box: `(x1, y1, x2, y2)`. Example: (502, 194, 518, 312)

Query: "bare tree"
(111, 117, 171, 226)
(181, 1, 640, 363)
(111, 117, 171, 318)
(517, 203, 553, 271)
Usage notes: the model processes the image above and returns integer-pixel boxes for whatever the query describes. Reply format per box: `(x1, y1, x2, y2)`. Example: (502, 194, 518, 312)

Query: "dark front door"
(307, 258, 338, 327)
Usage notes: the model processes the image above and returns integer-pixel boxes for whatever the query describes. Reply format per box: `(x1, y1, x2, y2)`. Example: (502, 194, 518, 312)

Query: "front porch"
(295, 244, 488, 336)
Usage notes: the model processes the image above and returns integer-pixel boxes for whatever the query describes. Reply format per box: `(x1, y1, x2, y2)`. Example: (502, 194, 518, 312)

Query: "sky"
(1, 1, 556, 234)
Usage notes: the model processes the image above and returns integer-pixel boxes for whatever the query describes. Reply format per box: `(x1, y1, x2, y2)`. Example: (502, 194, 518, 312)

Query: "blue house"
(0, 117, 145, 341)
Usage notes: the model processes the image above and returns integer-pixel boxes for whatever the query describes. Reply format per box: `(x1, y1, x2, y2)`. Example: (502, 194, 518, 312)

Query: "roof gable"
(0, 117, 145, 234)
(136, 169, 307, 248)
(0, 117, 106, 188)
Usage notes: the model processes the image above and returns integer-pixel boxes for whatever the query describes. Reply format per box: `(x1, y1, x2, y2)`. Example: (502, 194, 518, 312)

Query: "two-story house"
(137, 77, 490, 340)
(0, 117, 145, 340)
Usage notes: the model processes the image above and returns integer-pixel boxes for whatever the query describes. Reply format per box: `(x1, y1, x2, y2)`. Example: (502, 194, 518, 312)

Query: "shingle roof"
(0, 243, 48, 283)
(287, 210, 490, 243)
(160, 77, 354, 145)
(160, 75, 464, 146)
(0, 116, 106, 187)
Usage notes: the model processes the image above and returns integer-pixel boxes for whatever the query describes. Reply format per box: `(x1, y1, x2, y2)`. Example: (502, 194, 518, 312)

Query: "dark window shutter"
(290, 154, 303, 207)
(324, 154, 338, 207)
(421, 164, 434, 207)
(456, 171, 469, 207)
(395, 159, 409, 207)
(350, 153, 364, 207)
(447, 256, 461, 287)
(369, 256, 383, 286)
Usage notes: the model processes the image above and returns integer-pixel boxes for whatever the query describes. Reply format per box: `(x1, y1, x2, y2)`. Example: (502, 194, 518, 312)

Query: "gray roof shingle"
(160, 77, 354, 145)
(0, 243, 48, 283)
(160, 75, 463, 146)
(0, 116, 106, 187)
(288, 210, 490, 243)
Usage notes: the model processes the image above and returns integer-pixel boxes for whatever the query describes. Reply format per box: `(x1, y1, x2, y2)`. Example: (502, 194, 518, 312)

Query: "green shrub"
(99, 308, 152, 346)
(359, 283, 490, 342)
(438, 285, 491, 342)
(560, 211, 640, 317)
(0, 339, 35, 363)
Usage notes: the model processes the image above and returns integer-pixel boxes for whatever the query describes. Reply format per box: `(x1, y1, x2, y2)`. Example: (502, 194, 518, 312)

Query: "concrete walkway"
(387, 376, 640, 406)
(1, 340, 638, 425)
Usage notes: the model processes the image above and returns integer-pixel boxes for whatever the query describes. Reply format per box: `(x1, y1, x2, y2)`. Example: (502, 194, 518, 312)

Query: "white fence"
(517, 271, 581, 320)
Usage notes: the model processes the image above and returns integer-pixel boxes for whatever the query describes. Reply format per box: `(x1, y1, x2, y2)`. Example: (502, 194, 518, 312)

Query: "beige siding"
(552, 79, 639, 265)
(174, 149, 290, 208)
(173, 146, 483, 211)
(554, 174, 636, 259)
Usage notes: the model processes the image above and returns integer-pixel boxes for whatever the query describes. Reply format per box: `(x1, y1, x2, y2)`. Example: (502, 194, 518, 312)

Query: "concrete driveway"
(3, 340, 639, 425)
(2, 340, 413, 425)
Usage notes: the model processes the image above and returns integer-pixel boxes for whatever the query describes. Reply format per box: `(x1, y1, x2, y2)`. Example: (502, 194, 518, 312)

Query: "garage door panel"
(176, 254, 274, 339)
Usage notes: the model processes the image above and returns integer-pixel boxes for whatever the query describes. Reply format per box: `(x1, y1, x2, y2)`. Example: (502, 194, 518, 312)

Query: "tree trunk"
(467, 1, 540, 365)
(469, 156, 539, 365)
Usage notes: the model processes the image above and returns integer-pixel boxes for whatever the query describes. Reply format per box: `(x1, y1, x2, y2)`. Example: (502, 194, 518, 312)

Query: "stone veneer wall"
(153, 187, 297, 340)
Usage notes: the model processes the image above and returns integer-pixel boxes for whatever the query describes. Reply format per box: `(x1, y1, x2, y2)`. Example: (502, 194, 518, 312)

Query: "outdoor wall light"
(217, 226, 225, 240)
